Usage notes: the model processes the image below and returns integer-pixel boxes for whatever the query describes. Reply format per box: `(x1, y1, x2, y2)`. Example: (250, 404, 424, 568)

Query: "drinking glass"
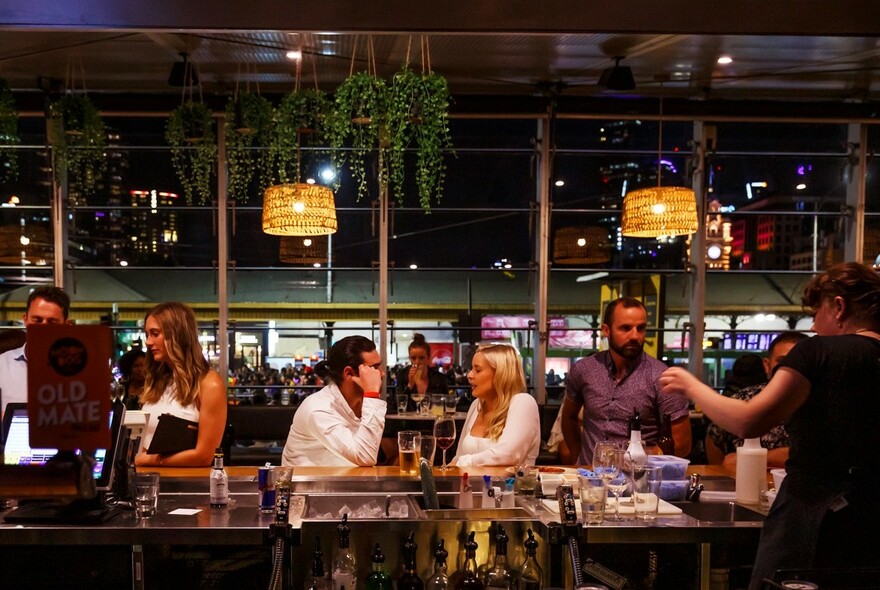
(410, 390, 426, 415)
(632, 466, 663, 520)
(605, 451, 631, 521)
(134, 472, 160, 519)
(443, 394, 457, 415)
(398, 430, 421, 476)
(433, 417, 457, 471)
(578, 475, 608, 525)
(396, 395, 409, 414)
(420, 434, 437, 466)
(514, 464, 538, 504)
(593, 440, 621, 476)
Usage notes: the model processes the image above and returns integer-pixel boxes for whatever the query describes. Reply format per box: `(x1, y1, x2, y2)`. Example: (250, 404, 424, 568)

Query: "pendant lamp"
(261, 183, 337, 236)
(621, 99, 698, 238)
(279, 235, 328, 265)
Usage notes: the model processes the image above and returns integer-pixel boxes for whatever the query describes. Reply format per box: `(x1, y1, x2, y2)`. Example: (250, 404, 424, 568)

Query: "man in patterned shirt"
(560, 297, 691, 465)
(706, 331, 808, 472)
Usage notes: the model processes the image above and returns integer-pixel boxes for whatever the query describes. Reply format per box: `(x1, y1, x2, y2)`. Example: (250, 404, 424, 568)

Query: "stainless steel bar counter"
(0, 466, 766, 589)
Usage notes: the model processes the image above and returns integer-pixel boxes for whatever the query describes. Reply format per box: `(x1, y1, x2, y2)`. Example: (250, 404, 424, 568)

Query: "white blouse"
(453, 392, 540, 467)
(140, 383, 200, 451)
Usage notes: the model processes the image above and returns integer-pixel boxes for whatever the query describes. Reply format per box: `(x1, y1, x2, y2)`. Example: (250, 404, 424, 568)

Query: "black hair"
(409, 333, 431, 356)
(767, 331, 808, 356)
(602, 296, 646, 327)
(26, 286, 70, 319)
(314, 335, 377, 385)
(118, 348, 146, 380)
(727, 354, 767, 388)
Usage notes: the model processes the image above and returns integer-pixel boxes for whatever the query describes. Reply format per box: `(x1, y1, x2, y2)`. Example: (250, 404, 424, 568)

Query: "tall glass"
(604, 450, 630, 521)
(398, 431, 422, 476)
(433, 417, 456, 471)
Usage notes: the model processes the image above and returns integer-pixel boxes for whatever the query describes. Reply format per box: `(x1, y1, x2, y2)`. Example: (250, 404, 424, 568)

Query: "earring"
(838, 321, 843, 328)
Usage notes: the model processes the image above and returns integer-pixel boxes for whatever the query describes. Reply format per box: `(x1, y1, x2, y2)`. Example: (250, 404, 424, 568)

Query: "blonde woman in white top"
(136, 302, 227, 467)
(452, 343, 540, 467)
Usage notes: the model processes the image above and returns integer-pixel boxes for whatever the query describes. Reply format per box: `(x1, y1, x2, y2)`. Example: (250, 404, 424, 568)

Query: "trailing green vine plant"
(49, 93, 107, 196)
(0, 79, 20, 185)
(225, 91, 274, 202)
(274, 87, 333, 184)
(166, 101, 216, 205)
(388, 58, 453, 211)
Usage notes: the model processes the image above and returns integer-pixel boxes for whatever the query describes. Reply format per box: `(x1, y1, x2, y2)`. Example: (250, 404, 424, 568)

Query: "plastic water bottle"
(735, 438, 767, 504)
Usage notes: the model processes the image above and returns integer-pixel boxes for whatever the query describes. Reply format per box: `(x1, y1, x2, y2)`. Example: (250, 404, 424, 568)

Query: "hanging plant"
(326, 71, 389, 200)
(273, 88, 333, 184)
(388, 65, 453, 211)
(165, 101, 216, 205)
(224, 92, 273, 202)
(49, 93, 107, 195)
(0, 79, 20, 185)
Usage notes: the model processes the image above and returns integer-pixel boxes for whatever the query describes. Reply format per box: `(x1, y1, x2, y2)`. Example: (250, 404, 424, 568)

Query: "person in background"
(282, 336, 386, 466)
(117, 348, 147, 410)
(136, 302, 227, 467)
(451, 343, 540, 467)
(660, 262, 880, 588)
(706, 331, 808, 471)
(721, 353, 767, 397)
(560, 296, 691, 465)
(0, 286, 70, 418)
(394, 333, 448, 413)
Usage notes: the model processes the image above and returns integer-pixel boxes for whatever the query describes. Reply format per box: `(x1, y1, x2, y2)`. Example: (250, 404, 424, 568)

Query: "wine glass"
(604, 450, 630, 521)
(410, 390, 426, 415)
(593, 440, 619, 476)
(433, 416, 457, 471)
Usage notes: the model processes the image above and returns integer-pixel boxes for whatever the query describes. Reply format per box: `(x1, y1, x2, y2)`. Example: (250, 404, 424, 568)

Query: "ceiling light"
(717, 55, 733, 65)
(554, 180, 565, 187)
(796, 183, 806, 190)
(598, 56, 635, 91)
(409, 264, 418, 269)
(286, 50, 302, 61)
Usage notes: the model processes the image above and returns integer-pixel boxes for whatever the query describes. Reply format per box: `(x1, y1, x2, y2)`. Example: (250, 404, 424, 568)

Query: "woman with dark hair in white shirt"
(452, 343, 540, 467)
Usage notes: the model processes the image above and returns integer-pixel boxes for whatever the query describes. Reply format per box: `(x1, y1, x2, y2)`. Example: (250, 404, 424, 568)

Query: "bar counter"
(0, 464, 765, 589)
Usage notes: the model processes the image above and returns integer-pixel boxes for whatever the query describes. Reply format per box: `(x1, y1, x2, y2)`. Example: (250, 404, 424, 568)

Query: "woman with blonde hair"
(135, 302, 227, 467)
(452, 343, 540, 467)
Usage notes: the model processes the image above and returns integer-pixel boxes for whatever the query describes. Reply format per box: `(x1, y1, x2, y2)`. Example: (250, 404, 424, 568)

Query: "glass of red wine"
(433, 416, 457, 471)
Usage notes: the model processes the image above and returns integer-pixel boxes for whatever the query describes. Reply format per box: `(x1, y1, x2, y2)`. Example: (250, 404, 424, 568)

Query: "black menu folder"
(146, 413, 199, 455)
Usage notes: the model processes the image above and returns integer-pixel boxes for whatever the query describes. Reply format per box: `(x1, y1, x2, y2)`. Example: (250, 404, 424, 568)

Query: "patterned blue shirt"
(565, 351, 689, 464)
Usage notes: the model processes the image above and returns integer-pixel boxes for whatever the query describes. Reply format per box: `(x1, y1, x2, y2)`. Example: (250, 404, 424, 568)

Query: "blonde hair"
(475, 343, 526, 441)
(140, 302, 210, 408)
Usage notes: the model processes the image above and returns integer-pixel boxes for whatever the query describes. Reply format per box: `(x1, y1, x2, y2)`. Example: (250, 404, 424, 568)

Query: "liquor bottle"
(209, 447, 228, 508)
(484, 525, 513, 589)
(626, 409, 647, 467)
(658, 413, 675, 456)
(452, 532, 485, 590)
(517, 529, 542, 590)
(306, 536, 330, 590)
(364, 543, 392, 590)
(398, 531, 424, 590)
(332, 514, 356, 590)
(425, 539, 450, 590)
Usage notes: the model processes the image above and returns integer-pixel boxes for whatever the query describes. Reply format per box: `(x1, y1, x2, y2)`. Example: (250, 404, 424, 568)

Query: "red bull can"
(258, 464, 276, 514)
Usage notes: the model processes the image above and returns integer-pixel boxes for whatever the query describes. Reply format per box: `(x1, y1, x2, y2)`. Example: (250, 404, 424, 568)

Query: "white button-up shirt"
(0, 345, 27, 417)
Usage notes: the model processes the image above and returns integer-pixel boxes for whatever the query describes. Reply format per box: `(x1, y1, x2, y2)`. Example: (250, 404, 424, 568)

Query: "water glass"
(396, 396, 409, 414)
(514, 464, 538, 501)
(578, 475, 608, 525)
(443, 394, 457, 415)
(632, 465, 663, 521)
(420, 434, 437, 466)
(134, 472, 160, 519)
(398, 430, 421, 476)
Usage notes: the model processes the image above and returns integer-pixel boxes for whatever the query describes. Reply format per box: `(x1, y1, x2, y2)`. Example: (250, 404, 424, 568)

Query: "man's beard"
(609, 338, 643, 360)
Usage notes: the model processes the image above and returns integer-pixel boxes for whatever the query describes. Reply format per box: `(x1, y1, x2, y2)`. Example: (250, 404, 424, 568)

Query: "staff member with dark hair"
(0, 286, 70, 418)
(136, 302, 227, 467)
(117, 348, 146, 410)
(660, 262, 880, 588)
(282, 335, 386, 466)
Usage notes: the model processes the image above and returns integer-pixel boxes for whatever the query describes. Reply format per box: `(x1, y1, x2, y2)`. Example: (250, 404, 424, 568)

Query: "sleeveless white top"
(141, 383, 200, 451)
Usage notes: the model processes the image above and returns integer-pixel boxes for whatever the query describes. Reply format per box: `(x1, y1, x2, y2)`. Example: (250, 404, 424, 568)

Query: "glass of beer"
(398, 430, 422, 476)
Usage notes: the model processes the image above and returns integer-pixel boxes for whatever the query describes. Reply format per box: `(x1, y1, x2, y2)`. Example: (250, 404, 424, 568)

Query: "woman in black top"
(394, 333, 448, 413)
(660, 262, 880, 588)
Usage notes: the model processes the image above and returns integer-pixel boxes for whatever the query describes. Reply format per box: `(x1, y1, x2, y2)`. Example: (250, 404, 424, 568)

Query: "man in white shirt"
(282, 336, 387, 466)
(0, 286, 70, 418)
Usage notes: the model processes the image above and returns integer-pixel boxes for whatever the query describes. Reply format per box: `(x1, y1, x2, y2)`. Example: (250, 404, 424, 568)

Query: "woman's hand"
(353, 363, 383, 393)
(407, 364, 420, 388)
(658, 366, 701, 398)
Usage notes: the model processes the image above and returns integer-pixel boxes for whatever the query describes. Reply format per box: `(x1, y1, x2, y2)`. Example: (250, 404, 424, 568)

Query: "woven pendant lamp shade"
(0, 224, 52, 264)
(621, 186, 698, 238)
(261, 183, 337, 236)
(279, 236, 328, 265)
(553, 226, 611, 264)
